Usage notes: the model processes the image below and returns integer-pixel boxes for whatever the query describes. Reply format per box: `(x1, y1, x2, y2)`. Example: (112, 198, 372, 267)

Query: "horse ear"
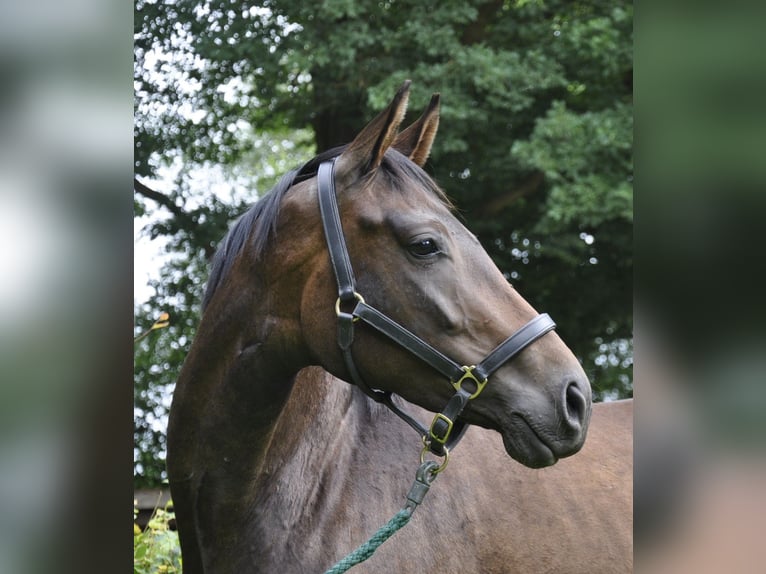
(337, 80, 411, 176)
(393, 93, 440, 167)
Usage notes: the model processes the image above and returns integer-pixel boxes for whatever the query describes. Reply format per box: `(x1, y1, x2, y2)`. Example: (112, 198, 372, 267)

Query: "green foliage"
(135, 0, 633, 484)
(513, 101, 633, 231)
(134, 501, 181, 574)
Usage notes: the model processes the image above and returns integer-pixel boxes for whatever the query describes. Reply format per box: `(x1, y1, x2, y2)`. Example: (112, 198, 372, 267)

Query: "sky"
(134, 216, 165, 303)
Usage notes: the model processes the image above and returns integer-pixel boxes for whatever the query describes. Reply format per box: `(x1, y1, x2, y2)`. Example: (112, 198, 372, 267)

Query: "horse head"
(273, 82, 593, 468)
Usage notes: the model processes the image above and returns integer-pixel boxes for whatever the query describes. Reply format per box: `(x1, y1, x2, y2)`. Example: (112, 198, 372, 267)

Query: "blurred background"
(0, 0, 764, 572)
(634, 2, 766, 572)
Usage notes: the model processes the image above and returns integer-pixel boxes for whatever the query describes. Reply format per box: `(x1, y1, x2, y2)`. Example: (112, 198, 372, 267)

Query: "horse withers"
(167, 82, 632, 573)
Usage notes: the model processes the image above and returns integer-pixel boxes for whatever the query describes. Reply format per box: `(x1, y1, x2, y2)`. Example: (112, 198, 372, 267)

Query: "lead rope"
(323, 460, 442, 574)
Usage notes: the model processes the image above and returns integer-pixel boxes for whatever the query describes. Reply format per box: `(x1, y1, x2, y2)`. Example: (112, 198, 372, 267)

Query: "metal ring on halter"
(420, 442, 450, 474)
(451, 365, 488, 399)
(335, 292, 365, 322)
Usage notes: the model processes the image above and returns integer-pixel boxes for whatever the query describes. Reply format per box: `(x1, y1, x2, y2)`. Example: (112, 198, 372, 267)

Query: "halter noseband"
(317, 159, 556, 456)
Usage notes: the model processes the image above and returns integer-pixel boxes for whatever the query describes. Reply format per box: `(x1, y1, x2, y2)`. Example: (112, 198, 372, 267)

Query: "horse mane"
(202, 146, 452, 311)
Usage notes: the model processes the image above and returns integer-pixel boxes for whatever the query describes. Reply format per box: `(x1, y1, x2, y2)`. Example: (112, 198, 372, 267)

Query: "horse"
(167, 82, 632, 573)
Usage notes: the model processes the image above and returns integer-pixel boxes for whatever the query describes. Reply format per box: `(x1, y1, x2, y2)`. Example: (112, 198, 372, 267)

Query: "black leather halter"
(317, 159, 556, 456)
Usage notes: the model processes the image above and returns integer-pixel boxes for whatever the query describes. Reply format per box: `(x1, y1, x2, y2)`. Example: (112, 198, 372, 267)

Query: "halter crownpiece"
(317, 158, 556, 456)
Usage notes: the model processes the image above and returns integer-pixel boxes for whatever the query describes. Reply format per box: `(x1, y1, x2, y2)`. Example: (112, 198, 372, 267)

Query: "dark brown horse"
(167, 83, 632, 573)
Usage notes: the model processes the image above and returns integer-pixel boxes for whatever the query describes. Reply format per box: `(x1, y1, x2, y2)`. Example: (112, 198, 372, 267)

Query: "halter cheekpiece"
(317, 158, 556, 457)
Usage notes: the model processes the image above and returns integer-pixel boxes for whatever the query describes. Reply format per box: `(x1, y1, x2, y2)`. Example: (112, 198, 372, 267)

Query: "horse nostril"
(564, 380, 587, 428)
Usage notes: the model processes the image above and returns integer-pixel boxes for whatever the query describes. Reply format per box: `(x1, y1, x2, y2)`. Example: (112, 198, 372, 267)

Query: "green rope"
(323, 508, 412, 574)
(323, 460, 441, 574)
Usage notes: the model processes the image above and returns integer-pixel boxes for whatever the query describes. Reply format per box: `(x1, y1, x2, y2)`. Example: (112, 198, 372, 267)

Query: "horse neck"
(169, 270, 395, 500)
(167, 256, 313, 498)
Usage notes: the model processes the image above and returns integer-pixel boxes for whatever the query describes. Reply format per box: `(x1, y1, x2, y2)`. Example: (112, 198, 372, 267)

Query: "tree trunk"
(311, 81, 368, 152)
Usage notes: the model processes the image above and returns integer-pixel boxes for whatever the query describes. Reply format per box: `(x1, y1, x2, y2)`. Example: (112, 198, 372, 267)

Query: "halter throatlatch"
(317, 159, 556, 456)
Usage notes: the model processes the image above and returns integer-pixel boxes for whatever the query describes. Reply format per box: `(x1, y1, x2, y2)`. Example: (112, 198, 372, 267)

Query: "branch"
(478, 171, 545, 216)
(134, 177, 218, 261)
(134, 178, 185, 219)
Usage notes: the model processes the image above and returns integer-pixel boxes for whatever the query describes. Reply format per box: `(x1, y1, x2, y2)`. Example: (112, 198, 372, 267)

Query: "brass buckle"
(334, 291, 365, 322)
(429, 413, 454, 445)
(452, 365, 487, 399)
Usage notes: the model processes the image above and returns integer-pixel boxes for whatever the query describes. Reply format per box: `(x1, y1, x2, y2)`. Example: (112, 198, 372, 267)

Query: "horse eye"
(408, 238, 440, 258)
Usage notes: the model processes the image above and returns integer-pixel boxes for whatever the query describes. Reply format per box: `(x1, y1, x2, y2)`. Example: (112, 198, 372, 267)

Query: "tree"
(134, 0, 633, 486)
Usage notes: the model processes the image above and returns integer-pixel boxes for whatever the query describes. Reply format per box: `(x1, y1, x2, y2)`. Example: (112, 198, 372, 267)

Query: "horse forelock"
(201, 146, 451, 311)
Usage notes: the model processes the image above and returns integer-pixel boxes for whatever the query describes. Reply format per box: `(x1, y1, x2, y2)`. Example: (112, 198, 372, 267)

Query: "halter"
(317, 159, 556, 457)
